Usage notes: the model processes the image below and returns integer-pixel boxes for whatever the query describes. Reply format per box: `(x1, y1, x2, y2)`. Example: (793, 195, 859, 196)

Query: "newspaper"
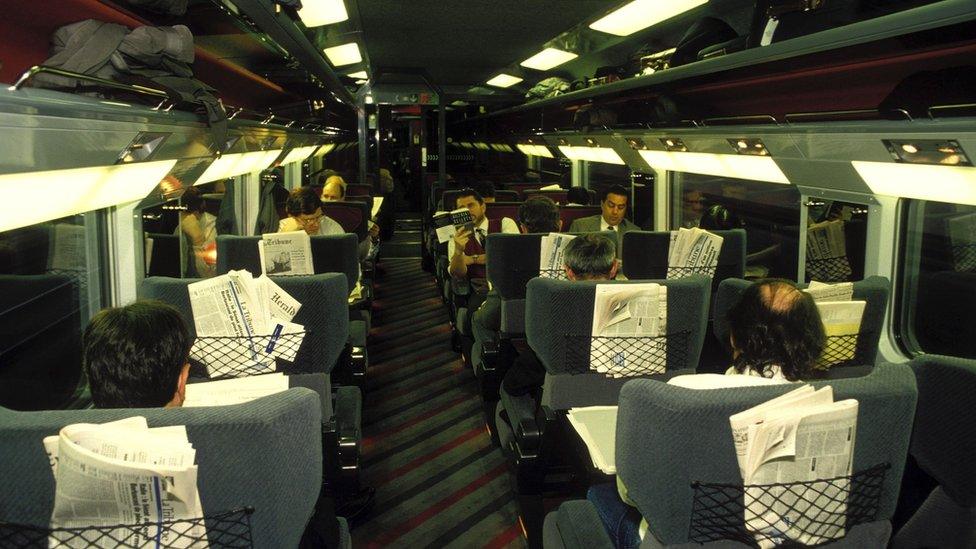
(370, 196, 384, 220)
(806, 220, 852, 281)
(44, 417, 204, 548)
(590, 283, 667, 377)
(188, 270, 306, 375)
(566, 406, 618, 474)
(729, 386, 858, 547)
(432, 208, 475, 244)
(946, 212, 976, 271)
(667, 227, 723, 278)
(258, 230, 313, 276)
(184, 372, 289, 407)
(539, 183, 562, 191)
(804, 281, 854, 302)
(816, 300, 866, 366)
(539, 233, 576, 279)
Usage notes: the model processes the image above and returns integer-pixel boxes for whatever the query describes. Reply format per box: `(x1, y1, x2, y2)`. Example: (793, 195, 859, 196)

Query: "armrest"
(545, 501, 615, 549)
(503, 390, 543, 455)
(476, 337, 514, 402)
(333, 386, 362, 440)
(332, 343, 367, 392)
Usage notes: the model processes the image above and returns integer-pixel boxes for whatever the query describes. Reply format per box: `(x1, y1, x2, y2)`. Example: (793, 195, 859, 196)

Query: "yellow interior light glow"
(347, 71, 368, 80)
(314, 143, 337, 157)
(520, 48, 578, 71)
(486, 74, 523, 88)
(196, 150, 283, 185)
(589, 0, 708, 36)
(280, 146, 321, 165)
(639, 150, 789, 184)
(852, 161, 976, 206)
(298, 0, 348, 27)
(324, 42, 362, 67)
(558, 145, 625, 165)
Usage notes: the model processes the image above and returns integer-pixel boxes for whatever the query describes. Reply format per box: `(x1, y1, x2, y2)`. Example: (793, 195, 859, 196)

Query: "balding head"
(322, 175, 346, 202)
(727, 278, 826, 381)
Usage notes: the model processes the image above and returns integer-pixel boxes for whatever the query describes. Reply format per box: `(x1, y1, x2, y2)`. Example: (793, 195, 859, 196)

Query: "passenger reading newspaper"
(188, 270, 305, 377)
(802, 281, 866, 367)
(539, 233, 576, 279)
(667, 227, 723, 278)
(590, 283, 668, 377)
(807, 219, 852, 281)
(730, 386, 858, 547)
(44, 417, 204, 548)
(432, 208, 475, 244)
(258, 230, 313, 276)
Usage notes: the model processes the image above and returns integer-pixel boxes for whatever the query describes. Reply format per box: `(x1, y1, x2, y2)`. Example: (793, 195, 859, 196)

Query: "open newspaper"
(258, 230, 313, 276)
(370, 196, 384, 220)
(539, 183, 562, 191)
(539, 233, 576, 279)
(806, 220, 852, 281)
(184, 372, 290, 407)
(566, 406, 618, 474)
(47, 223, 87, 272)
(432, 208, 475, 244)
(802, 281, 865, 368)
(188, 270, 305, 376)
(946, 212, 976, 272)
(43, 417, 204, 548)
(590, 283, 668, 377)
(667, 227, 723, 278)
(729, 386, 858, 547)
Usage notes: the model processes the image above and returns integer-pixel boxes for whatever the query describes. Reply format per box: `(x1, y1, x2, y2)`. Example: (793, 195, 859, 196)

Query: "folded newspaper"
(590, 283, 668, 377)
(184, 373, 290, 407)
(667, 227, 723, 278)
(188, 270, 305, 376)
(802, 281, 866, 367)
(806, 219, 852, 281)
(44, 417, 204, 548)
(432, 208, 475, 244)
(566, 406, 618, 474)
(539, 233, 576, 279)
(259, 230, 313, 276)
(729, 386, 858, 548)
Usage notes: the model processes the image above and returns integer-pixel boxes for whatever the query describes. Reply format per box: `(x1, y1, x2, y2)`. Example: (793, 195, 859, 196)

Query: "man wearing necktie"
(568, 183, 638, 251)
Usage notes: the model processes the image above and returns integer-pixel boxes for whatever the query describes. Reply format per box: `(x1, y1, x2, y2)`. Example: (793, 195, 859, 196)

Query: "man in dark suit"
(567, 184, 638, 249)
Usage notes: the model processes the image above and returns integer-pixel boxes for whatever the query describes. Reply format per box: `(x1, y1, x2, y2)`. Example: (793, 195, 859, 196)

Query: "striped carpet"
(354, 258, 527, 549)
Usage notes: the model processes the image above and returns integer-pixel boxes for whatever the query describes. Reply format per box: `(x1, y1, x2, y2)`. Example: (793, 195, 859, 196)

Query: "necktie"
(476, 228, 486, 247)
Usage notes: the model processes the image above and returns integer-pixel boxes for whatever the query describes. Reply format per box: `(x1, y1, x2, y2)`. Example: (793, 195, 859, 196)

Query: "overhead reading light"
(364, 95, 374, 105)
(297, 0, 348, 27)
(0, 159, 178, 232)
(882, 139, 971, 166)
(558, 145, 625, 165)
(852, 161, 976, 206)
(728, 138, 770, 157)
(324, 42, 362, 67)
(314, 143, 336, 157)
(520, 48, 578, 71)
(196, 150, 283, 185)
(626, 137, 647, 150)
(486, 74, 523, 88)
(589, 0, 708, 36)
(638, 150, 789, 184)
(347, 71, 368, 80)
(660, 137, 688, 152)
(280, 146, 320, 165)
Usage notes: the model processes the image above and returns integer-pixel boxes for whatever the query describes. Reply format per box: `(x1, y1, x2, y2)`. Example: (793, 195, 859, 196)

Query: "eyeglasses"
(297, 213, 323, 226)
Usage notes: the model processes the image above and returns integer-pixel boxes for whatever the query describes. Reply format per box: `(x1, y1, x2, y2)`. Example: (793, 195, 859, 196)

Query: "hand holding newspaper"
(258, 230, 313, 276)
(667, 227, 723, 278)
(539, 233, 576, 279)
(729, 386, 858, 547)
(590, 283, 667, 377)
(44, 417, 205, 548)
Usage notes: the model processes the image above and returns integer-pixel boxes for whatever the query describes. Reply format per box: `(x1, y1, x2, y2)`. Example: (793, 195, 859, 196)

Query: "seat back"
(145, 233, 181, 278)
(505, 182, 546, 198)
(321, 201, 368, 241)
(140, 273, 349, 375)
(215, 234, 358, 292)
(526, 276, 710, 408)
(0, 389, 322, 549)
(621, 230, 747, 293)
(524, 189, 568, 204)
(559, 205, 602, 229)
(486, 201, 522, 223)
(617, 363, 917, 546)
(713, 276, 889, 367)
(345, 184, 372, 198)
(494, 190, 520, 202)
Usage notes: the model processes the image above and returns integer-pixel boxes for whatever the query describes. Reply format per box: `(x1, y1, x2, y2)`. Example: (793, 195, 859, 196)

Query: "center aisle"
(354, 258, 527, 549)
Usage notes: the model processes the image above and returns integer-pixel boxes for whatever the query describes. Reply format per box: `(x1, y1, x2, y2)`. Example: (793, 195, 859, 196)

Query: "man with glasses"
(279, 186, 344, 236)
(568, 184, 638, 247)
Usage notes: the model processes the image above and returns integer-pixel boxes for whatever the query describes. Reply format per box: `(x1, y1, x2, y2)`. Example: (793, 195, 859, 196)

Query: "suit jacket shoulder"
(569, 214, 601, 233)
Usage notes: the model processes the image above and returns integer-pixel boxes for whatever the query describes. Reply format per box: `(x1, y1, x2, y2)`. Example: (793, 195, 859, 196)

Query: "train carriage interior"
(1, 0, 975, 547)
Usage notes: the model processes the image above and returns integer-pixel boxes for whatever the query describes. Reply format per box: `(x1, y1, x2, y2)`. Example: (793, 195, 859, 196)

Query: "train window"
(803, 199, 868, 283)
(142, 180, 233, 279)
(0, 215, 101, 410)
(671, 173, 802, 280)
(898, 199, 976, 359)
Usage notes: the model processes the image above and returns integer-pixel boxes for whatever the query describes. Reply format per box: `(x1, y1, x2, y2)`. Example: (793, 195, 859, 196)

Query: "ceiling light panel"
(520, 48, 578, 71)
(558, 145, 625, 165)
(324, 42, 362, 67)
(298, 0, 349, 27)
(590, 0, 708, 36)
(639, 150, 789, 184)
(852, 161, 976, 205)
(347, 71, 368, 80)
(486, 74, 523, 88)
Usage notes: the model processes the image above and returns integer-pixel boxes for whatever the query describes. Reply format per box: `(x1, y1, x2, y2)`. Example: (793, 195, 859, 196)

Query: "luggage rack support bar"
(9, 65, 171, 103)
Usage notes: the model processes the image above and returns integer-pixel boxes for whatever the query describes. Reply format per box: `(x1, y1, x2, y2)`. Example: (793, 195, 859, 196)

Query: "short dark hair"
(566, 186, 590, 205)
(602, 184, 629, 202)
(518, 196, 560, 233)
(472, 180, 496, 198)
(727, 279, 826, 381)
(700, 204, 743, 231)
(563, 234, 616, 279)
(455, 188, 484, 205)
(286, 187, 322, 216)
(84, 300, 191, 408)
(182, 187, 204, 213)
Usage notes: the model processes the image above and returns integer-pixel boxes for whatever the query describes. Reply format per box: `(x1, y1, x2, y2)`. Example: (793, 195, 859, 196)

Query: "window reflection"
(804, 200, 868, 283)
(672, 173, 801, 279)
(143, 180, 231, 278)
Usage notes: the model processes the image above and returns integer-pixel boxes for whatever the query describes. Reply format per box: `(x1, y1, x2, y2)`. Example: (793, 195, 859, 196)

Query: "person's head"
(84, 300, 191, 408)
(316, 170, 339, 187)
(322, 175, 346, 202)
(518, 196, 561, 233)
(566, 186, 590, 206)
(600, 184, 629, 227)
(563, 234, 618, 280)
(181, 187, 204, 214)
(699, 204, 743, 231)
(727, 279, 826, 381)
(455, 188, 487, 225)
(286, 187, 324, 235)
(682, 189, 706, 221)
(472, 181, 496, 203)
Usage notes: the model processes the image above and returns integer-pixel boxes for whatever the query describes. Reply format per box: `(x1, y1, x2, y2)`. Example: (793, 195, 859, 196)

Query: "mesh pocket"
(666, 265, 718, 279)
(0, 507, 254, 549)
(816, 334, 862, 370)
(537, 268, 569, 280)
(688, 465, 888, 547)
(562, 331, 690, 377)
(806, 257, 853, 283)
(189, 332, 307, 379)
(951, 243, 976, 272)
